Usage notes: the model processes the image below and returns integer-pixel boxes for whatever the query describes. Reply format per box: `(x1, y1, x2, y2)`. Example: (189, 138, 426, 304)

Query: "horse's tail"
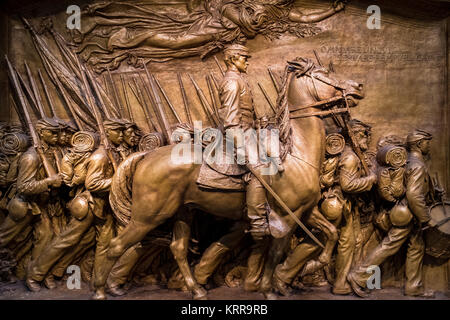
(110, 151, 148, 227)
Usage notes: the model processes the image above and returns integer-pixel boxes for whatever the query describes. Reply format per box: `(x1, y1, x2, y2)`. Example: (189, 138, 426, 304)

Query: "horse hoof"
(264, 292, 278, 300)
(193, 287, 208, 300)
(92, 288, 107, 300)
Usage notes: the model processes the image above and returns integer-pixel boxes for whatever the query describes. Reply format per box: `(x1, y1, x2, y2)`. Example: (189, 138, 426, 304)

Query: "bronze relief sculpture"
(0, 0, 448, 303)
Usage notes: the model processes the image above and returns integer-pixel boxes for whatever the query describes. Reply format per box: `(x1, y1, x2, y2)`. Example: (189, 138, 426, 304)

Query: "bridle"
(287, 62, 351, 119)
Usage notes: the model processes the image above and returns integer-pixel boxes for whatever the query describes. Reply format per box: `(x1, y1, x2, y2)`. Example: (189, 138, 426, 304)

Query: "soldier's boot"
(405, 287, 435, 298)
(194, 242, 229, 285)
(25, 278, 41, 292)
(246, 178, 270, 241)
(273, 267, 293, 296)
(107, 283, 126, 297)
(44, 274, 57, 289)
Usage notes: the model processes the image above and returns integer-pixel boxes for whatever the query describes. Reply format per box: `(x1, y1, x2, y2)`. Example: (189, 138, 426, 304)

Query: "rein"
(288, 69, 350, 120)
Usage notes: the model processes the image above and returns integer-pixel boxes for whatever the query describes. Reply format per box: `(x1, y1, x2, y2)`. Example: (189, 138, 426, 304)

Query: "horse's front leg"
(170, 218, 207, 300)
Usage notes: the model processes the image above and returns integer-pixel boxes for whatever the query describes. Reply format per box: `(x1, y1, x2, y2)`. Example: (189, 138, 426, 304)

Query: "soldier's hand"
(434, 186, 445, 199)
(333, 1, 346, 12)
(46, 174, 62, 188)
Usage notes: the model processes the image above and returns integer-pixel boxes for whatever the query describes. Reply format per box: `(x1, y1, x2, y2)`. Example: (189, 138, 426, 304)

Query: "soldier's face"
(419, 139, 431, 155)
(356, 131, 369, 151)
(124, 128, 139, 147)
(58, 130, 67, 146)
(233, 55, 249, 73)
(40, 129, 59, 145)
(106, 128, 124, 146)
(66, 131, 74, 146)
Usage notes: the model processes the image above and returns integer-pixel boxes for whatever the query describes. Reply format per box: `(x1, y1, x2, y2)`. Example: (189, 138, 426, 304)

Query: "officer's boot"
(246, 177, 270, 241)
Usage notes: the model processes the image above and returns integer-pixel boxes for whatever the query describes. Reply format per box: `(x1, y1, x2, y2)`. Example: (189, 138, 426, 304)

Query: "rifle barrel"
(188, 74, 219, 126)
(6, 55, 57, 177)
(178, 73, 193, 125)
(38, 69, 57, 118)
(24, 61, 47, 118)
(119, 74, 134, 121)
(142, 61, 172, 143)
(153, 76, 182, 124)
(257, 82, 276, 114)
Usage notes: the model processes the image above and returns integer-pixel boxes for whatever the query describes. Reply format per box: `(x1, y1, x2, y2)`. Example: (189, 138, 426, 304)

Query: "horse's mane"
(275, 65, 293, 160)
(275, 57, 321, 160)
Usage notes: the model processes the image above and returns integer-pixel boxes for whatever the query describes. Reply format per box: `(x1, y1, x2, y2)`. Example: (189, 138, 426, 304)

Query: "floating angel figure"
(74, 0, 346, 72)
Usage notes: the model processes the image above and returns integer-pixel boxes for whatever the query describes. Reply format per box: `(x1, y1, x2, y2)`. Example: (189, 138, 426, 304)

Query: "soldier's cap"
(348, 119, 371, 133)
(104, 118, 127, 131)
(123, 119, 138, 130)
(406, 129, 432, 144)
(36, 117, 60, 131)
(64, 120, 78, 133)
(53, 117, 77, 133)
(224, 44, 251, 57)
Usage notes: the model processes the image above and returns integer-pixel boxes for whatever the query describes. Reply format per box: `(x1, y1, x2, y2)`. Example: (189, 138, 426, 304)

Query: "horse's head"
(285, 57, 364, 109)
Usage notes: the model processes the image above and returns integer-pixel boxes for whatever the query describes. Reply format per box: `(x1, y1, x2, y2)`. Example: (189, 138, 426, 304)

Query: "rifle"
(86, 69, 113, 119)
(214, 56, 225, 77)
(137, 71, 165, 139)
(15, 68, 41, 118)
(177, 73, 193, 125)
(119, 74, 134, 121)
(107, 67, 124, 118)
(188, 74, 219, 127)
(24, 61, 47, 118)
(257, 82, 276, 114)
(341, 95, 370, 175)
(153, 75, 182, 124)
(267, 67, 281, 93)
(142, 61, 172, 143)
(206, 74, 221, 124)
(38, 70, 56, 118)
(76, 57, 118, 171)
(25, 63, 65, 167)
(313, 49, 323, 67)
(128, 78, 157, 132)
(6, 55, 57, 177)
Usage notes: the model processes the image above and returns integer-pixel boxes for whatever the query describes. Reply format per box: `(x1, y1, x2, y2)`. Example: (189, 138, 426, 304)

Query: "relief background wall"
(0, 0, 449, 291)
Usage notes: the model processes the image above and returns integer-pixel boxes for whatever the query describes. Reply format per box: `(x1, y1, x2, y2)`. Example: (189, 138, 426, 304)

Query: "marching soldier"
(55, 118, 77, 155)
(332, 119, 377, 295)
(116, 120, 142, 159)
(348, 129, 437, 297)
(26, 119, 125, 294)
(0, 119, 62, 287)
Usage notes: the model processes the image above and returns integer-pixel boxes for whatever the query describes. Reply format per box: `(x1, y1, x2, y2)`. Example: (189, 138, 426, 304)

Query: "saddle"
(173, 124, 248, 191)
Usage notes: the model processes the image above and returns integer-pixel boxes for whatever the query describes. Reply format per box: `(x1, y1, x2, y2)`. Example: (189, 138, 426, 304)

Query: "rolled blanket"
(325, 133, 345, 156)
(0, 133, 30, 156)
(376, 144, 407, 168)
(71, 131, 100, 153)
(139, 132, 164, 152)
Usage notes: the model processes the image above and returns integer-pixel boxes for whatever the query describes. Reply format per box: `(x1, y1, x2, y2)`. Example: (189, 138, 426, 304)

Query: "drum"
(424, 202, 450, 259)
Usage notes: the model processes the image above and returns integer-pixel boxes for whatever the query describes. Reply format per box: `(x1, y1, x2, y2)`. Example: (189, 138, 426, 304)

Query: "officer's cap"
(224, 44, 251, 58)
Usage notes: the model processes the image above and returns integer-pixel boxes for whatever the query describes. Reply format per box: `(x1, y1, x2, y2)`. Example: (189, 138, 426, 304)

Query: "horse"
(92, 57, 365, 300)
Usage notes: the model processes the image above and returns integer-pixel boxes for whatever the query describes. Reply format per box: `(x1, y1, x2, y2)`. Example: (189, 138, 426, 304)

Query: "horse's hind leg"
(93, 219, 161, 300)
(170, 215, 207, 300)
